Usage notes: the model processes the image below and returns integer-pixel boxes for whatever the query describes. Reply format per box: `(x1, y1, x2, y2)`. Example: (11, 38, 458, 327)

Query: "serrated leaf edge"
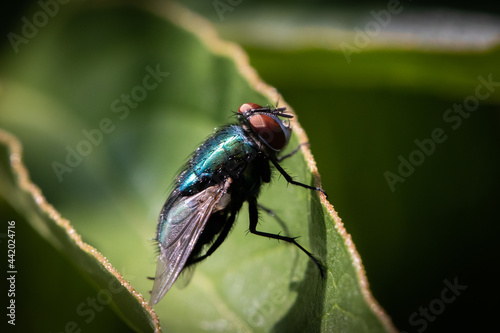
(0, 129, 162, 333)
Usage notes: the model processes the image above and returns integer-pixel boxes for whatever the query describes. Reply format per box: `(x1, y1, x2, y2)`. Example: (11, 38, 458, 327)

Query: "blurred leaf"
(0, 2, 395, 332)
(0, 129, 158, 333)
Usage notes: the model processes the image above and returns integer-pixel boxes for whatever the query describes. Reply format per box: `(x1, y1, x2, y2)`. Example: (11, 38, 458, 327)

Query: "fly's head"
(238, 103, 293, 153)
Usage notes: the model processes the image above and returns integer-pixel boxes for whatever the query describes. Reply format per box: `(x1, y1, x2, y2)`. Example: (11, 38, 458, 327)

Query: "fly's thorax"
(176, 125, 258, 194)
(238, 103, 292, 154)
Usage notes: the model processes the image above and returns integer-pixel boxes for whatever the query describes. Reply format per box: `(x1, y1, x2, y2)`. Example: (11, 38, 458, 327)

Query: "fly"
(149, 103, 326, 305)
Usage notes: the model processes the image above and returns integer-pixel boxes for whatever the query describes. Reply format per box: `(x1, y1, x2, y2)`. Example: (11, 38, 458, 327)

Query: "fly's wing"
(149, 178, 231, 306)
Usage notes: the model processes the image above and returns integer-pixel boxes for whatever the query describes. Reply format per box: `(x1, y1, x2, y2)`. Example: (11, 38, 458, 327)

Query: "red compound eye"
(238, 103, 262, 114)
(249, 114, 288, 150)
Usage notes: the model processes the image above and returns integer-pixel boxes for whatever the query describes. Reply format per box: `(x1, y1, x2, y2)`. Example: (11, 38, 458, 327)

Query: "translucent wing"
(149, 178, 231, 306)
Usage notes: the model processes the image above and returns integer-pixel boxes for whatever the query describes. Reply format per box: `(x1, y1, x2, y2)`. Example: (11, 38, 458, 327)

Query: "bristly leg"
(270, 157, 327, 197)
(257, 203, 291, 237)
(277, 142, 310, 162)
(248, 197, 325, 278)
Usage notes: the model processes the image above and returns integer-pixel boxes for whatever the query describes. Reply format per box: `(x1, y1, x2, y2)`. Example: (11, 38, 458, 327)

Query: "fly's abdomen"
(178, 126, 256, 193)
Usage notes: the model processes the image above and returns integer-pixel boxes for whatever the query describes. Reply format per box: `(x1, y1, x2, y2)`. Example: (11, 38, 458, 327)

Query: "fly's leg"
(257, 204, 291, 237)
(249, 197, 325, 278)
(257, 204, 301, 277)
(270, 158, 327, 197)
(185, 211, 237, 268)
(277, 143, 309, 162)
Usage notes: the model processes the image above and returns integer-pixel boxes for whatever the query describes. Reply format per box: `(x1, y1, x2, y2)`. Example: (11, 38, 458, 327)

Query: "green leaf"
(0, 131, 158, 333)
(199, 4, 500, 332)
(0, 2, 393, 332)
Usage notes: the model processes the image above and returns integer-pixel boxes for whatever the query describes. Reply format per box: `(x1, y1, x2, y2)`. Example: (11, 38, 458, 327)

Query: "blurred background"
(1, 0, 499, 332)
